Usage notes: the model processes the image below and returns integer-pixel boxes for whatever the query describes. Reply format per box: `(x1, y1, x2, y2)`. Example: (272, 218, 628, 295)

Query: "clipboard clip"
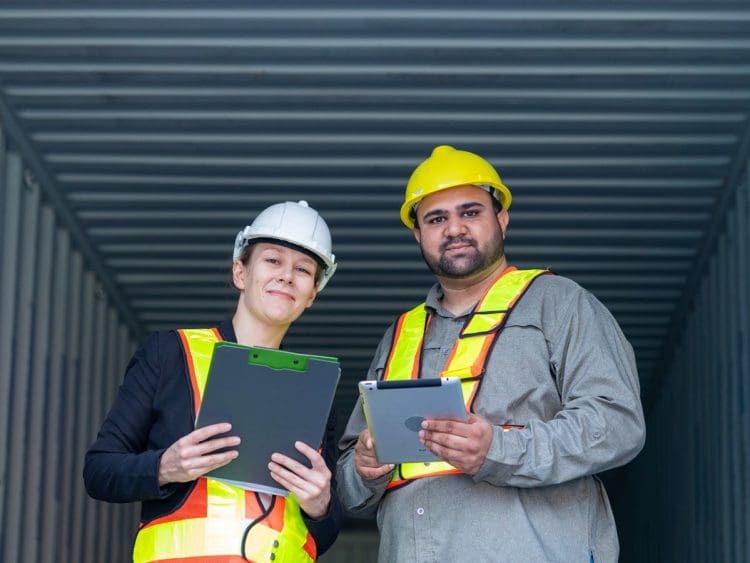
(247, 347, 308, 372)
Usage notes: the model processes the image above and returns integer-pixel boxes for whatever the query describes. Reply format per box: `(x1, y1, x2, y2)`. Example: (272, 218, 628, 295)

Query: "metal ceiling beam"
(0, 91, 144, 341)
(0, 8, 749, 22)
(44, 154, 731, 167)
(33, 133, 737, 145)
(2, 37, 749, 49)
(7, 86, 749, 102)
(1, 62, 749, 76)
(17, 110, 745, 122)
(58, 174, 722, 190)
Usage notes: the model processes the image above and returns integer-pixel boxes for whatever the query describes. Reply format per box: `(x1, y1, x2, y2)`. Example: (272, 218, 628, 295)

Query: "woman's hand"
(158, 422, 240, 486)
(268, 441, 331, 519)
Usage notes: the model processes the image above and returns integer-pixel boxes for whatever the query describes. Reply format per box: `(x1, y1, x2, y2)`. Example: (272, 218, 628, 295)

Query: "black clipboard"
(194, 342, 340, 495)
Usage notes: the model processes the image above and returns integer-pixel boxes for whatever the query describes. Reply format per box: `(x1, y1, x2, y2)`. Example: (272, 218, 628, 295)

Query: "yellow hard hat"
(400, 145, 512, 229)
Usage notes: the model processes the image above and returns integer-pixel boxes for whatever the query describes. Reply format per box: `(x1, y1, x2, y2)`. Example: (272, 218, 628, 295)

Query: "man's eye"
(464, 210, 479, 217)
(428, 216, 445, 224)
(296, 266, 312, 275)
(265, 257, 280, 264)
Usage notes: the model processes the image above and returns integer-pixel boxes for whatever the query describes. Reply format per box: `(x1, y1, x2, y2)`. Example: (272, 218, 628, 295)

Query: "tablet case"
(195, 342, 340, 495)
(358, 377, 467, 464)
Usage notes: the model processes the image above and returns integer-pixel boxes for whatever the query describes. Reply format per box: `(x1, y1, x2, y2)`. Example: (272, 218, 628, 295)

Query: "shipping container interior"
(0, 2, 749, 562)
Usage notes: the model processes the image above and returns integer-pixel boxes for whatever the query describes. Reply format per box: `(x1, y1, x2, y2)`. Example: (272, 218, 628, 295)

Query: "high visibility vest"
(382, 267, 551, 490)
(132, 328, 317, 563)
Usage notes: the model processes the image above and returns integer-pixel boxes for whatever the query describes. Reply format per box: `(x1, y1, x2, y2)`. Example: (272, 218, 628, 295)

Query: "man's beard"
(420, 230, 504, 279)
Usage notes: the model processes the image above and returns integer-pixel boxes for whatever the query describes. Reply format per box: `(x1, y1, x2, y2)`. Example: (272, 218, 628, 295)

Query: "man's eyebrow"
(422, 207, 448, 220)
(422, 200, 486, 220)
(457, 201, 486, 211)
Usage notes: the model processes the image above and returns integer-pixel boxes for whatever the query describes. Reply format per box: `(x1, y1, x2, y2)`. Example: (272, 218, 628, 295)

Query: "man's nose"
(444, 215, 467, 237)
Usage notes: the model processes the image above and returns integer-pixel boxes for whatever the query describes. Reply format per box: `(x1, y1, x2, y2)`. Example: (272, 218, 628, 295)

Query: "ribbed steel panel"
(0, 3, 749, 561)
(616, 168, 749, 562)
(0, 142, 137, 563)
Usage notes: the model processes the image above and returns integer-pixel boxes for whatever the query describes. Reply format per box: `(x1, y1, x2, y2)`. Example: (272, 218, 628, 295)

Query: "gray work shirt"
(336, 274, 646, 563)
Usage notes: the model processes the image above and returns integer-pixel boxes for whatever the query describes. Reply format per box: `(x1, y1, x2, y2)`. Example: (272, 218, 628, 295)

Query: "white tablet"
(358, 377, 468, 464)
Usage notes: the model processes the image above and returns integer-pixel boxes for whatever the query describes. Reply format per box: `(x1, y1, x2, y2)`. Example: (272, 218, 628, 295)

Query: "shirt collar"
(424, 283, 475, 319)
(217, 319, 237, 343)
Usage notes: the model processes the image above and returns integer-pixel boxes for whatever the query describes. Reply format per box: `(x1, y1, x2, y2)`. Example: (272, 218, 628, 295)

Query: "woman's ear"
(305, 286, 318, 309)
(231, 260, 247, 290)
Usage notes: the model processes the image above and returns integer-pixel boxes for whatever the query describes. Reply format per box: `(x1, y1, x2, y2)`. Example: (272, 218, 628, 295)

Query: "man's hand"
(268, 441, 331, 519)
(419, 413, 493, 475)
(354, 429, 394, 481)
(158, 422, 240, 486)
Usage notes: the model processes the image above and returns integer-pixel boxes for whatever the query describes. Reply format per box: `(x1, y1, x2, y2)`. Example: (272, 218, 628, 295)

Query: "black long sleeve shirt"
(84, 320, 343, 555)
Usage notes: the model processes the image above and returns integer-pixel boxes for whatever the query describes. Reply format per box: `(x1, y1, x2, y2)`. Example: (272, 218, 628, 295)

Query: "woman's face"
(233, 242, 319, 326)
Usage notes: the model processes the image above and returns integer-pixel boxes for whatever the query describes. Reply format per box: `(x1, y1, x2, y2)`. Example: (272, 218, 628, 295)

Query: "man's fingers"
(358, 463, 394, 481)
(358, 429, 375, 451)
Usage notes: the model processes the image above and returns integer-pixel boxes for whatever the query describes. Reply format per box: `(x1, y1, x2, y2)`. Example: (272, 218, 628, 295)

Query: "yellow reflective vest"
(132, 328, 317, 563)
(382, 267, 551, 489)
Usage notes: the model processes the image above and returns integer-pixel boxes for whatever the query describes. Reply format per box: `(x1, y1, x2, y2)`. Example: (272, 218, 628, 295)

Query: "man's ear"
(413, 226, 422, 244)
(497, 209, 509, 239)
(231, 260, 246, 290)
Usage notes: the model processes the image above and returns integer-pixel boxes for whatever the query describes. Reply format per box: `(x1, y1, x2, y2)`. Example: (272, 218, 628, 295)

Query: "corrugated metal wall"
(617, 165, 750, 562)
(2, 113, 749, 561)
(0, 131, 138, 563)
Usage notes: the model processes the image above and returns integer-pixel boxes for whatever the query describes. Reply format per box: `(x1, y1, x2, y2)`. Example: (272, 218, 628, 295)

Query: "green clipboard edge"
(214, 342, 338, 372)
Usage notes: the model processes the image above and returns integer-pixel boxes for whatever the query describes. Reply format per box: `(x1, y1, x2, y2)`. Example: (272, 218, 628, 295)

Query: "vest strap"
(133, 328, 316, 562)
(383, 269, 551, 488)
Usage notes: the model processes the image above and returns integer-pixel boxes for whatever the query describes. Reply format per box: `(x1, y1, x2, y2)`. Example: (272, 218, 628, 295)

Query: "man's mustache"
(440, 237, 477, 252)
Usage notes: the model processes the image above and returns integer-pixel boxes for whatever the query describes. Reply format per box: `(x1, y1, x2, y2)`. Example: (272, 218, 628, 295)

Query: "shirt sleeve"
(473, 286, 646, 488)
(335, 327, 394, 517)
(83, 332, 176, 503)
(302, 409, 344, 555)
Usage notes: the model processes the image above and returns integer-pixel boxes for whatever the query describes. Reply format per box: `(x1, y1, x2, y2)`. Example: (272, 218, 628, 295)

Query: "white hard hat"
(233, 200, 337, 290)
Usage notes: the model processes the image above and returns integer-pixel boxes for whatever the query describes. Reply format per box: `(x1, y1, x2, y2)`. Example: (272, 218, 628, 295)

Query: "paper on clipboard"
(195, 342, 340, 495)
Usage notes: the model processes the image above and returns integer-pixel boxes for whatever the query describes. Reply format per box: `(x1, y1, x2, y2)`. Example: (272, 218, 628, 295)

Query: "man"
(336, 145, 646, 562)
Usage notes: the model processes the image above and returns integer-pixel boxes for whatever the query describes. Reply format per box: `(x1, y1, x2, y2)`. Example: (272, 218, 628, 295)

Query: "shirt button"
(592, 431, 602, 439)
(416, 507, 425, 515)
(273, 540, 279, 548)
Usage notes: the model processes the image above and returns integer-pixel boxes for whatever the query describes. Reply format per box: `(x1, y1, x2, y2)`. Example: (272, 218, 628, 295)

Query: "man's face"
(413, 185, 508, 279)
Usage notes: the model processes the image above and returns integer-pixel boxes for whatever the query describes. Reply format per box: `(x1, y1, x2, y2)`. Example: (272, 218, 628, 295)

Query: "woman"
(84, 200, 343, 562)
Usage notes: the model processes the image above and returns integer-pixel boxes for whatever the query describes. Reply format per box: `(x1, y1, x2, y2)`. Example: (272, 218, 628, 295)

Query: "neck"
(231, 306, 289, 348)
(437, 257, 510, 315)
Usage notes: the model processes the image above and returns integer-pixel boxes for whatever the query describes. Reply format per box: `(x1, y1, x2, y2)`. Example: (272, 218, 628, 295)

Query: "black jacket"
(84, 320, 343, 555)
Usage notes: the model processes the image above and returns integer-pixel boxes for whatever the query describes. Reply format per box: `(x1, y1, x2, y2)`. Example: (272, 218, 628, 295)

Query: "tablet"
(195, 342, 340, 495)
(358, 377, 468, 464)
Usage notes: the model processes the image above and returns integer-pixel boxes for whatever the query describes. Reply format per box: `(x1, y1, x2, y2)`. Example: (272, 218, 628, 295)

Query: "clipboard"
(195, 342, 340, 495)
(358, 377, 468, 464)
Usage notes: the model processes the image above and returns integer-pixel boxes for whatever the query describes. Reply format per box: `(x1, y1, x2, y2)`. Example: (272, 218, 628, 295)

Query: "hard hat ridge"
(400, 145, 512, 229)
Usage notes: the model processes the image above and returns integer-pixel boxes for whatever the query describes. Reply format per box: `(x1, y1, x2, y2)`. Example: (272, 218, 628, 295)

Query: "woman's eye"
(265, 257, 280, 264)
(296, 267, 312, 276)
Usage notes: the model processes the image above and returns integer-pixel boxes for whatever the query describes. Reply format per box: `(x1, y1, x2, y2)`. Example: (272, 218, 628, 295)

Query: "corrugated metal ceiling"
(1, 2, 749, 422)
